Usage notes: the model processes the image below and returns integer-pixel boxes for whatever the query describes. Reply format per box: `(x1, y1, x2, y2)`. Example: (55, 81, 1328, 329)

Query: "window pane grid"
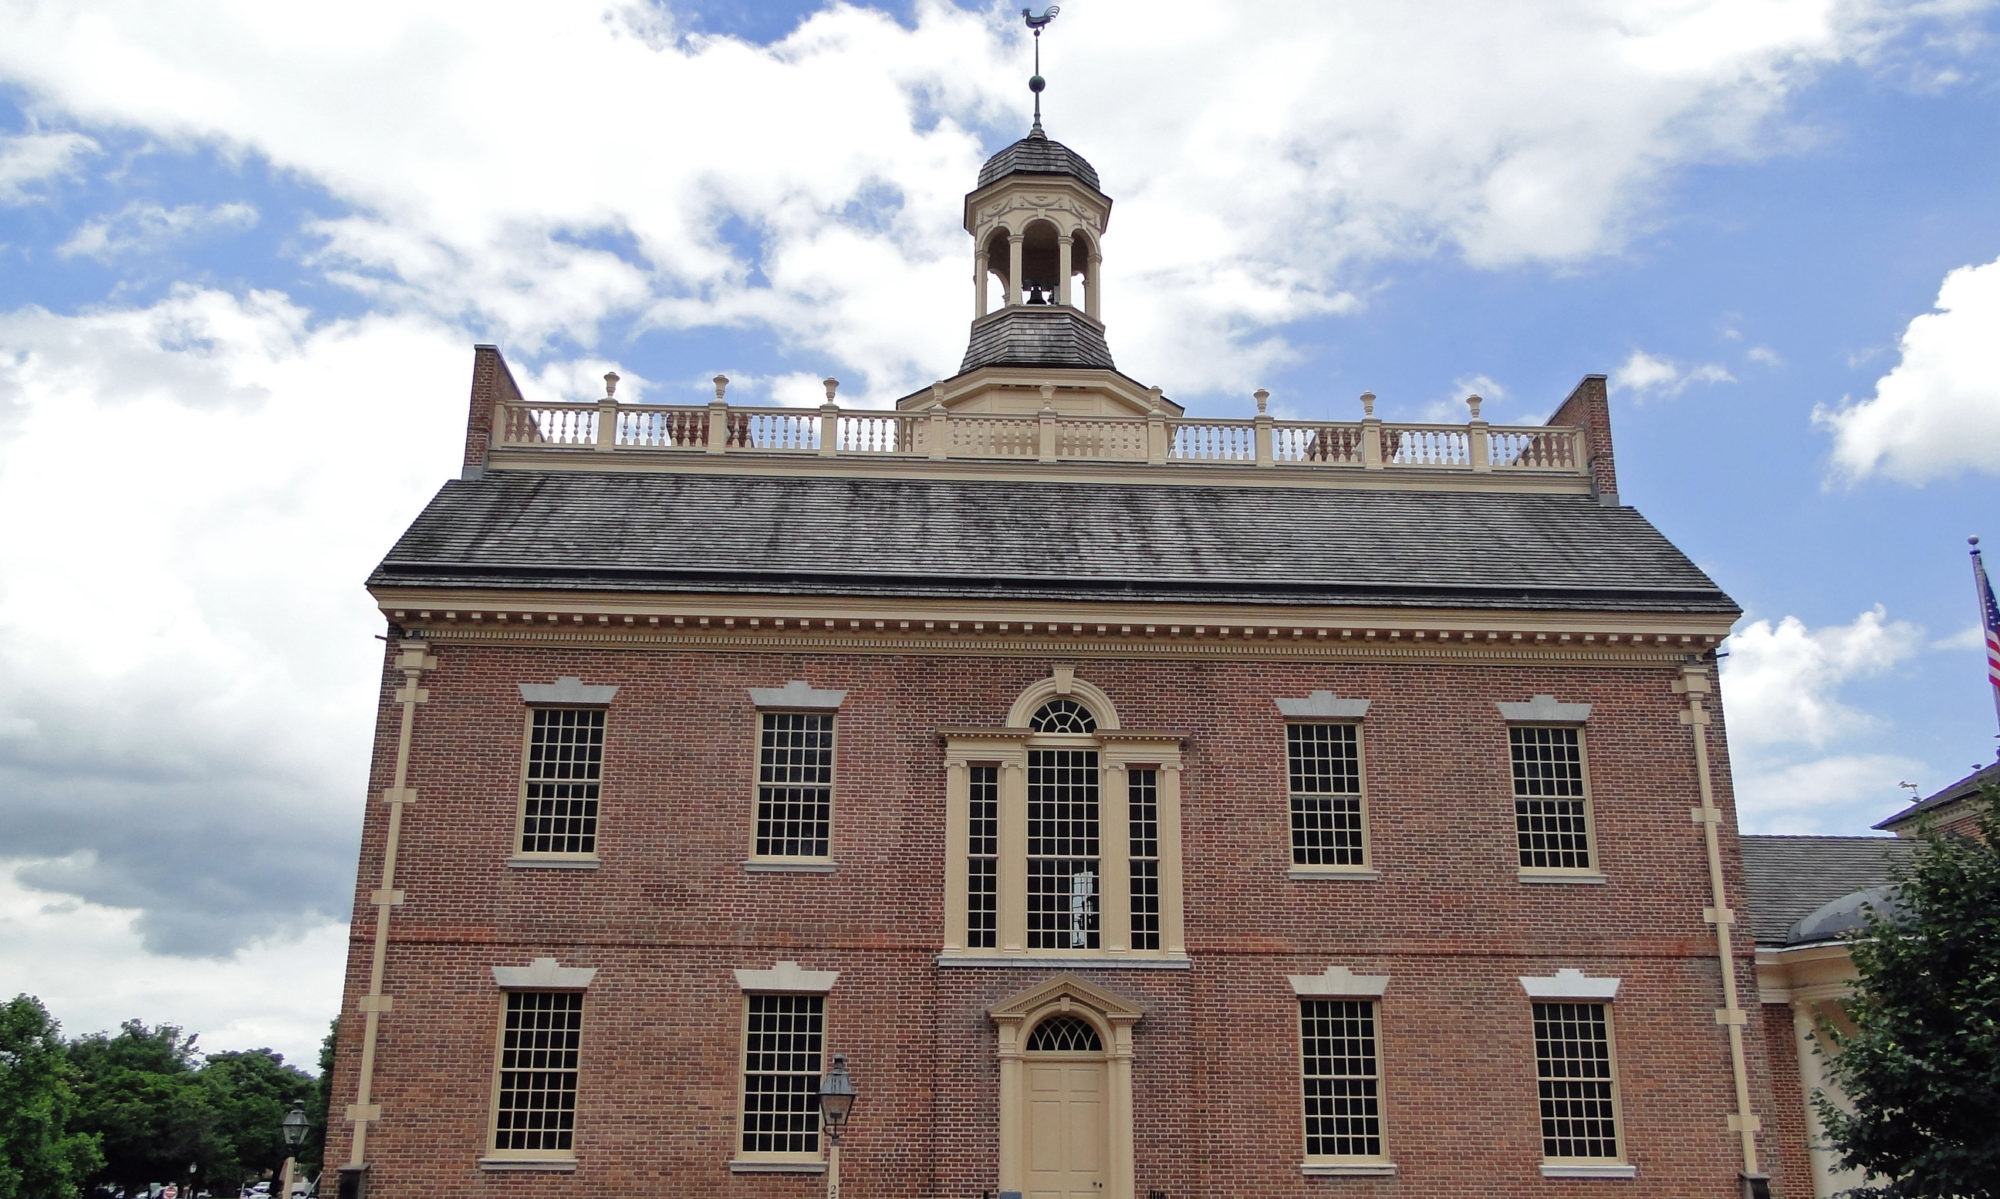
(1128, 768, 1161, 950)
(1511, 727, 1590, 869)
(522, 708, 604, 855)
(1301, 999, 1382, 1159)
(1029, 698, 1097, 733)
(968, 765, 999, 949)
(741, 994, 824, 1155)
(1533, 1002, 1618, 1160)
(1028, 749, 1100, 950)
(756, 713, 833, 858)
(1287, 724, 1363, 865)
(494, 991, 582, 1153)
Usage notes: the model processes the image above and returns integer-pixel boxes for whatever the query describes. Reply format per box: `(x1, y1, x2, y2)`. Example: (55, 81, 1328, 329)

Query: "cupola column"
(1086, 251, 1102, 320)
(1057, 234, 1074, 308)
(974, 248, 990, 318)
(1007, 234, 1025, 307)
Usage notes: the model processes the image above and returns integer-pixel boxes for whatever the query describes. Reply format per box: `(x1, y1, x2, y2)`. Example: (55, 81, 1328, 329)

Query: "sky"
(0, 0, 1995, 1071)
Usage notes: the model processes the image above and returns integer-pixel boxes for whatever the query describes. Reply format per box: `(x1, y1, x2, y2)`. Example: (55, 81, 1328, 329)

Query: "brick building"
(327, 120, 1791, 1197)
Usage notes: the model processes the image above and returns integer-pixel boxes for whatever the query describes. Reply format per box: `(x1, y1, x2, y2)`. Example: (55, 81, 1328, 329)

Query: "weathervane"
(1023, 6, 1059, 135)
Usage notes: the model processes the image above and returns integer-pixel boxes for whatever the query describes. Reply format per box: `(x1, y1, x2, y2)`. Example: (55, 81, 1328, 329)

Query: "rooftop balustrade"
(486, 387, 1587, 479)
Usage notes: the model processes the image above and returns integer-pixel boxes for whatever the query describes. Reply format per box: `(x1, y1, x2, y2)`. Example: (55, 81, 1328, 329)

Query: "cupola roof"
(977, 129, 1101, 192)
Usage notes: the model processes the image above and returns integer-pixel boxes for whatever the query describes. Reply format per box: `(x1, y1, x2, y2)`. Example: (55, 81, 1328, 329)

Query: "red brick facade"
(327, 645, 1793, 1196)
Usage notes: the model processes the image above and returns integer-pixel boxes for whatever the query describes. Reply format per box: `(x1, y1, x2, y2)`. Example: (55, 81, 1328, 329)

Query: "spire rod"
(1023, 6, 1059, 136)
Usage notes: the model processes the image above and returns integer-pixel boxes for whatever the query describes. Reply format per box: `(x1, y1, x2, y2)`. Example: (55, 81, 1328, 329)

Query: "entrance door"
(1025, 1057, 1107, 1198)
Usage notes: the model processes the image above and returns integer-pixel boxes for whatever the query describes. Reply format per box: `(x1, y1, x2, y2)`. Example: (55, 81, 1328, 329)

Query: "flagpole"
(1974, 535, 2000, 754)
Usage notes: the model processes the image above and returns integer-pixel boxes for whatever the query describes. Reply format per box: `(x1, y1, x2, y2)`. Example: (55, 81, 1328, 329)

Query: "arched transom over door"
(991, 975, 1143, 1199)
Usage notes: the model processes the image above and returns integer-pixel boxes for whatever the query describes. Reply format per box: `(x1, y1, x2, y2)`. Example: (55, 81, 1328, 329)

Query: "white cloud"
(1730, 752, 1926, 833)
(0, 286, 470, 953)
(1746, 345, 1783, 367)
(1610, 348, 1736, 399)
(1816, 252, 2000, 484)
(1930, 624, 1986, 652)
(0, 0, 1966, 396)
(0, 860, 343, 1066)
(58, 199, 258, 261)
(0, 129, 95, 204)
(1722, 605, 1924, 747)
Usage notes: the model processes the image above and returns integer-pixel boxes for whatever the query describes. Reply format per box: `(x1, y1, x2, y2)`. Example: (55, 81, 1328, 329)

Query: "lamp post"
(817, 1054, 856, 1199)
(277, 1103, 309, 1198)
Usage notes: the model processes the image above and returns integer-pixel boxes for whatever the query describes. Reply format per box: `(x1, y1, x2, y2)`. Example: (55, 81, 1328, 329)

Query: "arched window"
(1026, 1014, 1103, 1053)
(1030, 698, 1097, 733)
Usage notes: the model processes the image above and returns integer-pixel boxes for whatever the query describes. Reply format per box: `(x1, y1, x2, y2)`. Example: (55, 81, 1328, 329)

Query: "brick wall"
(328, 644, 1772, 1196)
(461, 345, 525, 476)
(1548, 374, 1618, 501)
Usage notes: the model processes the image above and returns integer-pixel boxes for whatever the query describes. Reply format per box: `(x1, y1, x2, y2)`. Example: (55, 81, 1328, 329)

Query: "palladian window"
(941, 671, 1186, 963)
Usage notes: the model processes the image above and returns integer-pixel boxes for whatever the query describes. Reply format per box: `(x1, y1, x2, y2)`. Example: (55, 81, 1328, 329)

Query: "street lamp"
(277, 1104, 309, 1198)
(817, 1055, 857, 1199)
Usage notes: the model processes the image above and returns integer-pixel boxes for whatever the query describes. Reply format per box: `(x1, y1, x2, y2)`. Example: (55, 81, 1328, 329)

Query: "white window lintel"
(1496, 694, 1591, 723)
(491, 957, 596, 989)
(1289, 964, 1390, 998)
(734, 960, 840, 993)
(517, 677, 618, 705)
(748, 680, 847, 710)
(1275, 691, 1371, 719)
(1519, 968, 1620, 999)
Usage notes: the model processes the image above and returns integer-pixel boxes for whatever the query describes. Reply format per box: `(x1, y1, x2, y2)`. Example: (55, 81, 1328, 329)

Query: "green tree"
(68, 1021, 220, 1195)
(200, 1049, 314, 1191)
(1817, 786, 2000, 1197)
(300, 1018, 337, 1178)
(0, 995, 102, 1199)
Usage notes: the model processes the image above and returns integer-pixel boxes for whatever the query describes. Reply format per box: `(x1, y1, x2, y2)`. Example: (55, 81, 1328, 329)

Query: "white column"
(973, 250, 988, 319)
(999, 757, 1028, 953)
(943, 759, 969, 951)
(1086, 252, 1102, 320)
(1101, 761, 1129, 953)
(1007, 234, 1025, 307)
(1057, 235, 1074, 308)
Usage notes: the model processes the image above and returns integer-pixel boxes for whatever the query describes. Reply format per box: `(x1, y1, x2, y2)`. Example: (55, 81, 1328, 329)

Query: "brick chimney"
(462, 344, 525, 479)
(1548, 373, 1618, 503)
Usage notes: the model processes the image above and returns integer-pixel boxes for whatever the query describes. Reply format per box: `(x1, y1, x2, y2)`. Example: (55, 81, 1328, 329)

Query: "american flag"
(1975, 537, 2000, 716)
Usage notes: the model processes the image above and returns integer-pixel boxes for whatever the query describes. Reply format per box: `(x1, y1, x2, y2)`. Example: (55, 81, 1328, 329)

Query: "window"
(491, 991, 583, 1158)
(1532, 1002, 1620, 1161)
(941, 672, 1186, 961)
(520, 708, 605, 856)
(968, 766, 999, 949)
(756, 712, 834, 858)
(1287, 723, 1365, 868)
(1026, 1013, 1103, 1052)
(1028, 748, 1100, 949)
(1127, 768, 1161, 951)
(1300, 999, 1383, 1161)
(1510, 726, 1591, 871)
(740, 994, 824, 1158)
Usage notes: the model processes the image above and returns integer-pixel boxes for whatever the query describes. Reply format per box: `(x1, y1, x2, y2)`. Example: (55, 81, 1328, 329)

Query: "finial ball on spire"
(1029, 75, 1046, 93)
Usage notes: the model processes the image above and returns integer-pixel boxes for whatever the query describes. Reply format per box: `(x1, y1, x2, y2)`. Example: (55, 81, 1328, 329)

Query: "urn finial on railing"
(1466, 393, 1482, 421)
(1254, 388, 1269, 414)
(824, 377, 839, 402)
(713, 374, 730, 401)
(1360, 390, 1376, 418)
(604, 371, 620, 398)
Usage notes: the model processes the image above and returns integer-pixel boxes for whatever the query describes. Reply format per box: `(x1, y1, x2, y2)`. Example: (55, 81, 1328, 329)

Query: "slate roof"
(1739, 835, 1918, 945)
(371, 471, 1738, 613)
(961, 307, 1115, 372)
(1874, 759, 1999, 830)
(977, 131, 1101, 191)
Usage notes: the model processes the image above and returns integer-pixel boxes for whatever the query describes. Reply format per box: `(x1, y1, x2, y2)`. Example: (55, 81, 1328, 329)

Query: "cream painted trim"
(743, 859, 836, 873)
(345, 639, 434, 1168)
(1005, 668, 1122, 728)
(1275, 691, 1371, 718)
(728, 1160, 827, 1174)
(1497, 694, 1592, 722)
(1541, 1164, 1637, 1179)
(517, 677, 618, 705)
(1520, 969, 1620, 999)
(1289, 965, 1389, 997)
(1288, 866, 1380, 881)
(747, 679, 846, 709)
(733, 960, 839, 993)
(1301, 1162, 1397, 1177)
(1518, 869, 1607, 885)
(507, 856, 599, 870)
(479, 1158, 579, 1172)
(937, 955, 1191, 969)
(376, 588, 1737, 657)
(492, 958, 597, 989)
(990, 974, 1143, 1199)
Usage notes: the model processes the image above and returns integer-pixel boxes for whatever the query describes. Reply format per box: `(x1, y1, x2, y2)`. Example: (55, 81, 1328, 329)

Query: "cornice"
(372, 588, 1728, 664)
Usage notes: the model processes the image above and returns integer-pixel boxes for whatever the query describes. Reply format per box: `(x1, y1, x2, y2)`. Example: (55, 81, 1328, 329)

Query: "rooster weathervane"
(1023, 7, 1060, 133)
